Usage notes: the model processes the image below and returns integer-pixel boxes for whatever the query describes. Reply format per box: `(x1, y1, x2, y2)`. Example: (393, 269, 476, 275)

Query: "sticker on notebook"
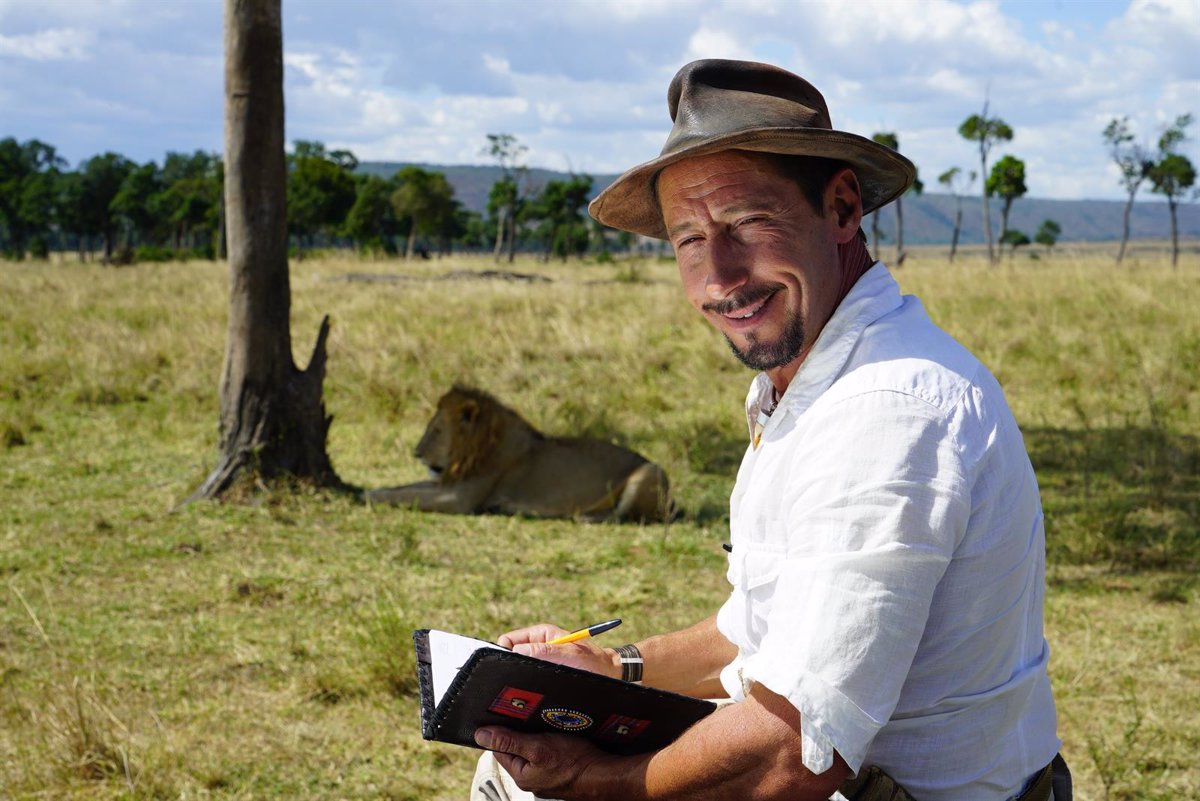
(488, 686, 544, 721)
(541, 708, 593, 731)
(597, 714, 650, 741)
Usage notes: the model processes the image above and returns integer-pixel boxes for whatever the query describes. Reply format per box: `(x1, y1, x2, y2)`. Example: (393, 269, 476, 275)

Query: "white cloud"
(0, 0, 1194, 200)
(0, 28, 92, 61)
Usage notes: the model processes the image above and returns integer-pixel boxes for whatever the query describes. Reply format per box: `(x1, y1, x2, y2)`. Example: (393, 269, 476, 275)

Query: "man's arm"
(476, 681, 849, 801)
(499, 615, 734, 698)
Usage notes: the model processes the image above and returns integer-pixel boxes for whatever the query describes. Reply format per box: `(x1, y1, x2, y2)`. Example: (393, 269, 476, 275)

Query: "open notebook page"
(428, 630, 508, 705)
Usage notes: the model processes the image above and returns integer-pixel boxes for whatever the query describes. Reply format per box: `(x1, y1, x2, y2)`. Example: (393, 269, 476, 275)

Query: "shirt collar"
(746, 262, 904, 425)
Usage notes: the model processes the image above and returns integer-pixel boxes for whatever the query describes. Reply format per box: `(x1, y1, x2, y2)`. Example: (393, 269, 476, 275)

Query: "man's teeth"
(728, 296, 768, 318)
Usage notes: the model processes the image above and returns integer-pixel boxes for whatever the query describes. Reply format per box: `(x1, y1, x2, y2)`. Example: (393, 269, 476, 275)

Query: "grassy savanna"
(1, 247, 1198, 800)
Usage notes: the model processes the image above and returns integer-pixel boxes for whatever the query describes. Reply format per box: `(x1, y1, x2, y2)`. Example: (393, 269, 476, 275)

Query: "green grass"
(1, 248, 1197, 799)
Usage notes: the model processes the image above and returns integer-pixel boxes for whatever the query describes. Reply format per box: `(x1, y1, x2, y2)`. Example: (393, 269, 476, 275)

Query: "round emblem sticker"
(541, 708, 593, 731)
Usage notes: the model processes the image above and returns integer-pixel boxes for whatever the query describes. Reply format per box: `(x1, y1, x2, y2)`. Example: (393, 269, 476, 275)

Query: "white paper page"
(428, 630, 508, 705)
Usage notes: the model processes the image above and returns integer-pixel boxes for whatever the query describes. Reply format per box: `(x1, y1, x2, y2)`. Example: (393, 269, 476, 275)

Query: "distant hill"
(357, 161, 1199, 245)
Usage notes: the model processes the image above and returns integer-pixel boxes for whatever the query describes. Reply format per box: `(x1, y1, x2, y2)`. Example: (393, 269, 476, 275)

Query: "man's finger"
(475, 726, 536, 758)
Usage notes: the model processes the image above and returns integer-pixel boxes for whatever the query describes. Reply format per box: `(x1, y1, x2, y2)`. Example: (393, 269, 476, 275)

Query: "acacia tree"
(484, 133, 526, 262)
(1148, 114, 1195, 269)
(959, 105, 1013, 263)
(391, 166, 457, 259)
(986, 154, 1027, 243)
(187, 0, 342, 501)
(938, 166, 975, 263)
(1035, 219, 1061, 252)
(1102, 117, 1152, 264)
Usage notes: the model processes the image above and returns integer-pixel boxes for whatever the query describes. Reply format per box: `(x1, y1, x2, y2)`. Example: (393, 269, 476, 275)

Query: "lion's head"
(415, 386, 532, 482)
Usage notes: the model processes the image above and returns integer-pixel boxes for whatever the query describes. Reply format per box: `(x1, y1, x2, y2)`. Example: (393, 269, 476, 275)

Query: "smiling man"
(468, 60, 1068, 801)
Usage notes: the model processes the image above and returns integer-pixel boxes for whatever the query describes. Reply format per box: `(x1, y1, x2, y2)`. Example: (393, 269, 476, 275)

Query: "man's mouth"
(704, 287, 781, 324)
(724, 294, 771, 319)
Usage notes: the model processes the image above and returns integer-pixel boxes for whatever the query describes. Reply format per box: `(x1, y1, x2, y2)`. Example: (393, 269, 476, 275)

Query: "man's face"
(659, 150, 847, 379)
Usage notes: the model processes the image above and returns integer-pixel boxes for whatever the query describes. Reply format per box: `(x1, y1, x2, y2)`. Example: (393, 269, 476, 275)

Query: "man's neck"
(766, 238, 875, 394)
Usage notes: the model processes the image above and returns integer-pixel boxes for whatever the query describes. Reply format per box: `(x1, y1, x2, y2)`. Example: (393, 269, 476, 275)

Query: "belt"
(840, 754, 1070, 801)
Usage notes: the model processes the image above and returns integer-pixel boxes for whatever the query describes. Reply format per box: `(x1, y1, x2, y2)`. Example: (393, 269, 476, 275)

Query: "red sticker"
(488, 687, 544, 721)
(597, 714, 650, 741)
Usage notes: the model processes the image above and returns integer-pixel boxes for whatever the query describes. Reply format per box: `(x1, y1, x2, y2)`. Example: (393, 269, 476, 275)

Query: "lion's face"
(414, 389, 489, 481)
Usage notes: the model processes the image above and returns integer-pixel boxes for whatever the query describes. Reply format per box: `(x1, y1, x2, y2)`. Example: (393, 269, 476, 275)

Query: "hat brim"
(588, 127, 916, 240)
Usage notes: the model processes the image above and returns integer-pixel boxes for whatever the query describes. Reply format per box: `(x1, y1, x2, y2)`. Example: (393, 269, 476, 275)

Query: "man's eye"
(737, 215, 766, 227)
(676, 236, 701, 247)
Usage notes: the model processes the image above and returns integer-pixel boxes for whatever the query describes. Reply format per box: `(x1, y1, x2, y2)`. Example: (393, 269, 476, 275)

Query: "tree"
(986, 154, 1027, 243)
(959, 105, 1013, 263)
(1147, 114, 1195, 269)
(999, 228, 1030, 258)
(287, 140, 356, 250)
(78, 152, 134, 263)
(390, 166, 457, 260)
(155, 151, 222, 254)
(484, 133, 527, 262)
(1102, 117, 1153, 264)
(870, 133, 920, 266)
(187, 0, 343, 502)
(0, 138, 66, 259)
(111, 161, 164, 249)
(343, 174, 399, 255)
(525, 174, 593, 262)
(937, 166, 975, 263)
(1034, 219, 1061, 252)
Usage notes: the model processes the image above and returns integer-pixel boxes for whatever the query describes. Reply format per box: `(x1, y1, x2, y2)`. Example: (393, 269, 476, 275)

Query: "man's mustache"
(702, 284, 785, 315)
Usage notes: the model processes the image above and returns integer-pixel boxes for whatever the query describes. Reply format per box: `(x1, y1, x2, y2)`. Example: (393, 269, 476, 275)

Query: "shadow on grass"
(1025, 426, 1200, 571)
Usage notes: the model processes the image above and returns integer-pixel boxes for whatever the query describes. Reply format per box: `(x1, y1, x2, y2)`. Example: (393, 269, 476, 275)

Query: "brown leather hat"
(589, 59, 916, 240)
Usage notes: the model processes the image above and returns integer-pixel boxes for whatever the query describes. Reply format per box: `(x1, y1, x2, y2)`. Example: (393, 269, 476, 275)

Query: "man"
(470, 59, 1067, 801)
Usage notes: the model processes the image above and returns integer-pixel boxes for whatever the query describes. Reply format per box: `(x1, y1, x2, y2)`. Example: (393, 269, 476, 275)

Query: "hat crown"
(663, 60, 833, 156)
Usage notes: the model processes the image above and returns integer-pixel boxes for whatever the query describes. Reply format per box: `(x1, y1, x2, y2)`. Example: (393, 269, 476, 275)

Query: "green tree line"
(0, 134, 611, 264)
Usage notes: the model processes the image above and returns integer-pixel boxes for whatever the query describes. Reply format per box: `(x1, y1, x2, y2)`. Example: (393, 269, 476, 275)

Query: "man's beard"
(724, 310, 807, 371)
(704, 285, 807, 371)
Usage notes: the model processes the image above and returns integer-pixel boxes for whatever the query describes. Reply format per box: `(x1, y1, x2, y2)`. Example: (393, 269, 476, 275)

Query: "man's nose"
(704, 235, 750, 300)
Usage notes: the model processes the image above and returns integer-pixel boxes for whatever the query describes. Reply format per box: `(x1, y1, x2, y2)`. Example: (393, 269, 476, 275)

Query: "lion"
(363, 386, 673, 522)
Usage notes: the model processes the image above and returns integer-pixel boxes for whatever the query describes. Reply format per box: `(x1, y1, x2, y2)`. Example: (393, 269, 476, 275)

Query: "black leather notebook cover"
(414, 629, 717, 755)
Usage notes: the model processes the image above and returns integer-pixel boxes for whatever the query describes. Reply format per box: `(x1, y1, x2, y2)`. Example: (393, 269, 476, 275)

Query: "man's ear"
(826, 168, 864, 245)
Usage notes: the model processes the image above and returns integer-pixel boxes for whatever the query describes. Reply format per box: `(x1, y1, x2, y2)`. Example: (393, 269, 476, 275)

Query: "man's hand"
(498, 623, 621, 679)
(475, 726, 638, 800)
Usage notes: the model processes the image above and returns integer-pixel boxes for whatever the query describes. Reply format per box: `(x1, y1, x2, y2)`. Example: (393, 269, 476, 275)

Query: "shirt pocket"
(726, 536, 787, 645)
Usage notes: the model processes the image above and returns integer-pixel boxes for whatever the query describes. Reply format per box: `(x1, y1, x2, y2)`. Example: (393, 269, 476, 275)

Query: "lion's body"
(364, 387, 672, 522)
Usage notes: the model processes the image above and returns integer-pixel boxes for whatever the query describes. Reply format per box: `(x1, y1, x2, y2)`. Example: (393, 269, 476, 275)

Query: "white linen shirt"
(715, 263, 1059, 801)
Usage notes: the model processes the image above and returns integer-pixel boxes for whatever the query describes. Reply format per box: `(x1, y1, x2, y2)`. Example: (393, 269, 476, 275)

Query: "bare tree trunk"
(894, 196, 905, 266)
(1168, 197, 1179, 269)
(1000, 199, 1012, 243)
(405, 228, 416, 260)
(186, 0, 343, 503)
(979, 148, 994, 264)
(492, 206, 507, 262)
(506, 209, 516, 262)
(949, 201, 962, 263)
(1117, 191, 1134, 264)
(871, 211, 881, 257)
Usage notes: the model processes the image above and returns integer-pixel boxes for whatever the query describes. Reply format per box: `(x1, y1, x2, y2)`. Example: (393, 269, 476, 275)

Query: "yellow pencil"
(546, 618, 622, 645)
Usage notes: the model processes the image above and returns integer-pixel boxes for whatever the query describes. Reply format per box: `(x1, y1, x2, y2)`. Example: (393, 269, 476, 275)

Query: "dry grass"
(0, 246, 1197, 799)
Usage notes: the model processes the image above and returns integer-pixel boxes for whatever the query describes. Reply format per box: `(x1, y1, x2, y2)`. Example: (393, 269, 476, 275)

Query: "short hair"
(763, 154, 870, 247)
(759, 153, 847, 216)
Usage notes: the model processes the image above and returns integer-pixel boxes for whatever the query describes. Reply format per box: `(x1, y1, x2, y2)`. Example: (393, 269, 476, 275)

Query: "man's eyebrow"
(666, 200, 777, 238)
(666, 219, 699, 239)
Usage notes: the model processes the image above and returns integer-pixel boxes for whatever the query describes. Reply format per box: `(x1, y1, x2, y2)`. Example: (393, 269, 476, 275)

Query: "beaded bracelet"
(615, 643, 643, 683)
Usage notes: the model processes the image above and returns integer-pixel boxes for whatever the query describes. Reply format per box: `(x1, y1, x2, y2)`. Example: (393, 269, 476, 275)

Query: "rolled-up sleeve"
(739, 389, 971, 775)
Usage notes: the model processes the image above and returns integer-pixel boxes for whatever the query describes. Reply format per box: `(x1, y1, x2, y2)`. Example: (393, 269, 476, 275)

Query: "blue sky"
(0, 0, 1196, 201)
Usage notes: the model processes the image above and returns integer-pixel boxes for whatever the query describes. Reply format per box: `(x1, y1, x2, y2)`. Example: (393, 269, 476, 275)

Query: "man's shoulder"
(826, 295, 994, 416)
